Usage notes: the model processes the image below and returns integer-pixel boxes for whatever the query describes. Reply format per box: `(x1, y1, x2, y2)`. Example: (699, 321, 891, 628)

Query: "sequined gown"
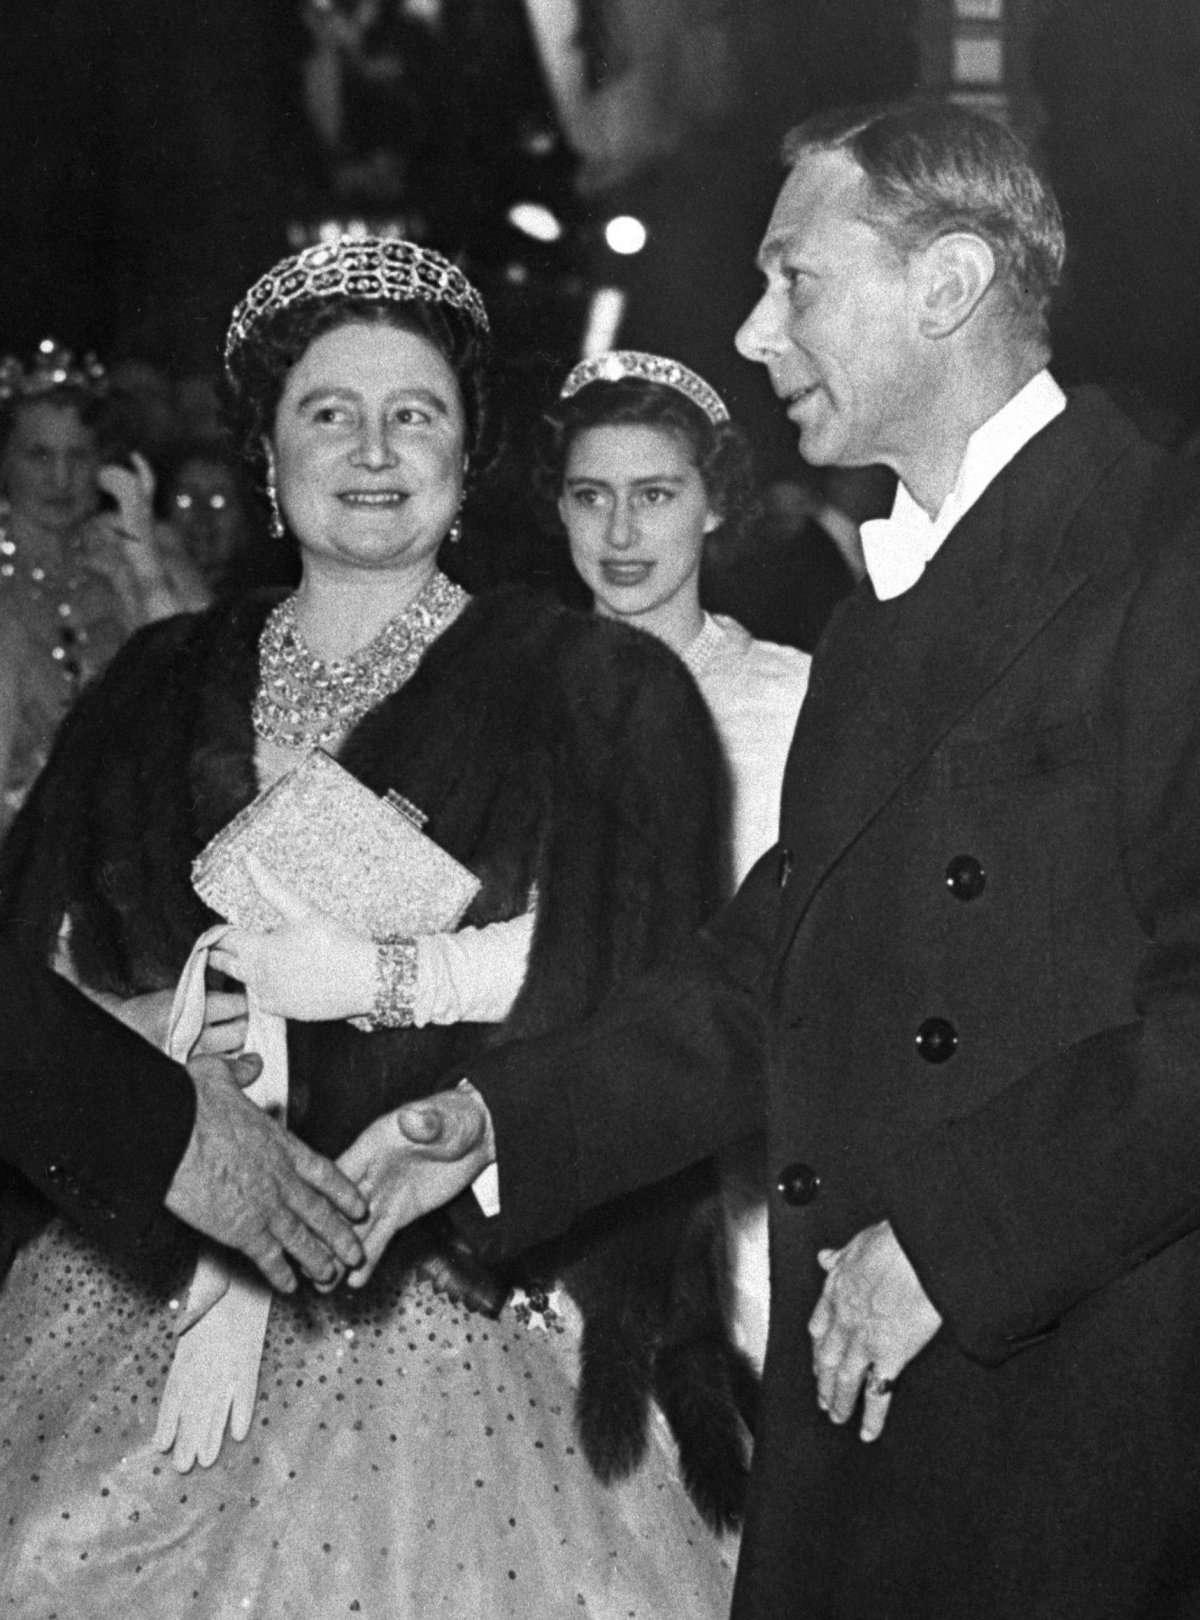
(0, 1232, 734, 1617)
(0, 581, 739, 1619)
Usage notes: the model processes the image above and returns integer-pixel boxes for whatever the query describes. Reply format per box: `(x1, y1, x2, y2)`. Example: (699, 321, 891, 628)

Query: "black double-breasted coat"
(0, 936, 195, 1282)
(464, 388, 1200, 1617)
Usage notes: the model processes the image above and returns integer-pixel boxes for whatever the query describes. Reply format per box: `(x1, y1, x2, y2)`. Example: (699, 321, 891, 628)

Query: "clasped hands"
(201, 856, 496, 1291)
(807, 1219, 942, 1442)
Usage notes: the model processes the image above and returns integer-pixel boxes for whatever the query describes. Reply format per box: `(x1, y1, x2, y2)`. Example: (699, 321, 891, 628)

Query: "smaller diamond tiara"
(559, 350, 729, 425)
(225, 237, 489, 370)
(0, 339, 108, 406)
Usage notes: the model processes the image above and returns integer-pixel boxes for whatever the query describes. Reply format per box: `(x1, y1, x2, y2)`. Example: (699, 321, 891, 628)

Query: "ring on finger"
(864, 1364, 894, 1397)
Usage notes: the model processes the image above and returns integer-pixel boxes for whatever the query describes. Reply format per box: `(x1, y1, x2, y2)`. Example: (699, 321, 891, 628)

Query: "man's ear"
(914, 232, 997, 338)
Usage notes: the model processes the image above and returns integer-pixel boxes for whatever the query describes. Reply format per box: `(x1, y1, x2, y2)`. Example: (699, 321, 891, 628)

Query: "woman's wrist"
(349, 937, 419, 1032)
(283, 927, 379, 1023)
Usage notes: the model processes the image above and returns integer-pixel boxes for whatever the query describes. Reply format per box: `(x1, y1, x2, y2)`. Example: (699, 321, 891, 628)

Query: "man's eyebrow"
(757, 238, 817, 277)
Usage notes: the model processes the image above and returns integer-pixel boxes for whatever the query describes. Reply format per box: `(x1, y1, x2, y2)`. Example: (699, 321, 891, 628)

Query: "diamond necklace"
(253, 571, 470, 750)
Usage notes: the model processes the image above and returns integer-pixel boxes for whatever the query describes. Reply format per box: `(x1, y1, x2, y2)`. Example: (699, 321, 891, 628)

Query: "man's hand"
(807, 1219, 942, 1442)
(164, 1052, 368, 1293)
(338, 1086, 495, 1289)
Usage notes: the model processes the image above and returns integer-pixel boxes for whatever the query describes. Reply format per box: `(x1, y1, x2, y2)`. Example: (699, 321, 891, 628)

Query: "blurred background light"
(507, 202, 563, 242)
(581, 287, 626, 357)
(604, 215, 647, 256)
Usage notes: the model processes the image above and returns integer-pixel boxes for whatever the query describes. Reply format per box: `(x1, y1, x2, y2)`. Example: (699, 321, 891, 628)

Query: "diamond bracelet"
(350, 936, 418, 1032)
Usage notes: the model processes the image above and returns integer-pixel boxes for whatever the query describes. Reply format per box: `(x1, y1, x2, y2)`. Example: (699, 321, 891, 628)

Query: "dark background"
(0, 0, 911, 480)
(2, 1, 1198, 492)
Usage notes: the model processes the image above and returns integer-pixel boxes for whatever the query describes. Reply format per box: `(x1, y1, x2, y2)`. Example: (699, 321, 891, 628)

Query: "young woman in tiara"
(0, 239, 745, 1618)
(540, 351, 811, 1374)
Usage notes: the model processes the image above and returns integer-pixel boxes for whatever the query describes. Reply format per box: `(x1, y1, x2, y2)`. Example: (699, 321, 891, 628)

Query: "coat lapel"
(774, 391, 1140, 945)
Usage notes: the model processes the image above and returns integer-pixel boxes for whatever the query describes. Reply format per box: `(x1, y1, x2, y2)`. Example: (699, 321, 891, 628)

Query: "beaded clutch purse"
(191, 748, 480, 939)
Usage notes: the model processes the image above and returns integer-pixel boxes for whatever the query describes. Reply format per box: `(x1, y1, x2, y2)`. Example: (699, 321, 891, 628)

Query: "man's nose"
(735, 291, 781, 362)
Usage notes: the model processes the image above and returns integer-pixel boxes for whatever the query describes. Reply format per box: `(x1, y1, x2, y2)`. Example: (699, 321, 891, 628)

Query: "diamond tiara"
(224, 237, 489, 371)
(559, 350, 729, 425)
(0, 339, 108, 406)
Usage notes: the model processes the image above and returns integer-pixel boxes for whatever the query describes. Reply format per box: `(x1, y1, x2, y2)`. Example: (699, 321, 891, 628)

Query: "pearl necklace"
(680, 613, 727, 679)
(253, 571, 470, 750)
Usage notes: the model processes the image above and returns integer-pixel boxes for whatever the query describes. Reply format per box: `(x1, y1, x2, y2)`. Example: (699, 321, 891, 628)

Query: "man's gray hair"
(783, 98, 1065, 343)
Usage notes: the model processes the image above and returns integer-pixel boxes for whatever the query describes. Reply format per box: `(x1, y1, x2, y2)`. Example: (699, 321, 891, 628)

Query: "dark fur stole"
(0, 583, 753, 1529)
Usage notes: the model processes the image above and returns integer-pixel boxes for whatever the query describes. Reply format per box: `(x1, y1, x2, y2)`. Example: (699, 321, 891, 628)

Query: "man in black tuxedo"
(0, 934, 365, 1289)
(343, 99, 1200, 1618)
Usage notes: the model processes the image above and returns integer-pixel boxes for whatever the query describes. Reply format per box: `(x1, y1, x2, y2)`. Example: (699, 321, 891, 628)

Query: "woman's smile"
(337, 488, 412, 507)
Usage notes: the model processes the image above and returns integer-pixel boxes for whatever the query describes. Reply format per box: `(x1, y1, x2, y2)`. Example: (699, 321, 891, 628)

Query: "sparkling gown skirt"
(0, 1219, 738, 1618)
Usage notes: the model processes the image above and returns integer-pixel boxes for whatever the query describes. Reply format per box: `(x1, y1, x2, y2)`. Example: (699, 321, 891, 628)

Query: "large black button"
(777, 846, 795, 890)
(945, 854, 987, 902)
(776, 1161, 821, 1206)
(915, 1017, 959, 1063)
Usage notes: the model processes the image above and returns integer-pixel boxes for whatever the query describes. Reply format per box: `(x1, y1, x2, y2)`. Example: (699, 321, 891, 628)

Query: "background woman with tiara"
(539, 350, 812, 1373)
(0, 342, 208, 829)
(0, 238, 745, 1616)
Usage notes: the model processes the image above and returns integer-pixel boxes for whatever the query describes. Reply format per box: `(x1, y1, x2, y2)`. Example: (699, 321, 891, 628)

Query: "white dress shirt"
(859, 370, 1066, 601)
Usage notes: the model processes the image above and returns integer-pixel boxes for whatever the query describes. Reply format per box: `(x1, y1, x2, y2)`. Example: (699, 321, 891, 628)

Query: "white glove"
(153, 1270, 271, 1471)
(154, 925, 288, 1469)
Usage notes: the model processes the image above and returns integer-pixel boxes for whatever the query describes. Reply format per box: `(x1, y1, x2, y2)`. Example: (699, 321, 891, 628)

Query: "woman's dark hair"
(223, 294, 497, 492)
(536, 378, 759, 549)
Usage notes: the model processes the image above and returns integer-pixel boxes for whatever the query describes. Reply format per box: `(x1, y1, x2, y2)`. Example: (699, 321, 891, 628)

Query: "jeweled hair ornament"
(224, 237, 490, 371)
(0, 339, 108, 406)
(559, 350, 729, 425)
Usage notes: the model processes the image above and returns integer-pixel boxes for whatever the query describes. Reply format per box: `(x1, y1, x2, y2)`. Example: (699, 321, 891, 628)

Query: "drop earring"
(447, 460, 468, 544)
(266, 470, 285, 541)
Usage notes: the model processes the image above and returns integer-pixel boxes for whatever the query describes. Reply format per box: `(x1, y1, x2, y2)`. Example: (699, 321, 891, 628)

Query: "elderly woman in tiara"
(0, 239, 747, 1617)
(539, 349, 812, 1373)
(0, 343, 208, 829)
